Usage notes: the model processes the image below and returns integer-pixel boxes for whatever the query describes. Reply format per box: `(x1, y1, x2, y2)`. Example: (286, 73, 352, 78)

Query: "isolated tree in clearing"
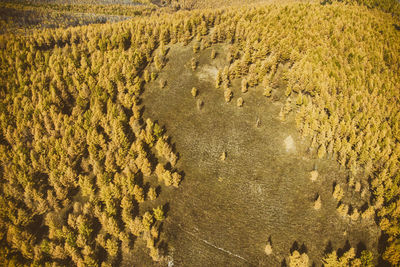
(314, 194, 321, 210)
(191, 87, 198, 97)
(237, 97, 244, 107)
(224, 88, 232, 103)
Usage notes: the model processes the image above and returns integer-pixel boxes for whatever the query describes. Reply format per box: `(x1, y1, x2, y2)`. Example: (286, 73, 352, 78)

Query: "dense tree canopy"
(0, 0, 399, 265)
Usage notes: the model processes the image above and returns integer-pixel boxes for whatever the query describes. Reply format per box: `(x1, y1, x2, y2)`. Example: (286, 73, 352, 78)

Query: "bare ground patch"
(139, 43, 380, 266)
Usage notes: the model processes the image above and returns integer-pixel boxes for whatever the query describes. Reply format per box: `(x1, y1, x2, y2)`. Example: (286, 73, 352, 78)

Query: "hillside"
(0, 0, 400, 266)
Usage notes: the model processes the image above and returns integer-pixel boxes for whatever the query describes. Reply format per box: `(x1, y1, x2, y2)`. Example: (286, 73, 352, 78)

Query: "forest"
(0, 0, 399, 266)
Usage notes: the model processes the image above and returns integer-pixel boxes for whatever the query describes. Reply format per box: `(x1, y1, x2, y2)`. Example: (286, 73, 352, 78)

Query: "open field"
(141, 43, 381, 266)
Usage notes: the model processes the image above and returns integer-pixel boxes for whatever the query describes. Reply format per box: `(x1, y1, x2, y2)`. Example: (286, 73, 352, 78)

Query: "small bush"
(310, 170, 318, 181)
(159, 78, 167, 89)
(350, 208, 359, 221)
(237, 97, 244, 107)
(263, 85, 272, 97)
(355, 182, 361, 192)
(220, 151, 226, 161)
(197, 99, 204, 110)
(256, 117, 261, 128)
(193, 42, 200, 53)
(191, 87, 198, 97)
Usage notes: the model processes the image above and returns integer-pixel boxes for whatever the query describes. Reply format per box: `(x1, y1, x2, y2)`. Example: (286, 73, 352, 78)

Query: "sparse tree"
(144, 69, 151, 83)
(211, 49, 216, 59)
(265, 241, 273, 255)
(314, 194, 321, 210)
(193, 42, 200, 53)
(224, 88, 232, 103)
(289, 250, 309, 267)
(241, 78, 248, 93)
(153, 206, 165, 221)
(128, 217, 144, 237)
(191, 57, 198, 71)
(215, 69, 222, 88)
(263, 85, 272, 97)
(151, 71, 158, 81)
(361, 206, 375, 220)
(172, 172, 182, 187)
(163, 170, 173, 186)
(148, 187, 157, 201)
(318, 144, 326, 159)
(333, 184, 344, 202)
(142, 211, 154, 230)
(322, 247, 360, 267)
(105, 238, 119, 258)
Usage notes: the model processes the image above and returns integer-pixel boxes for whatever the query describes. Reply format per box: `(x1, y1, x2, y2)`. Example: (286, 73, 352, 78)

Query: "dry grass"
(141, 43, 380, 266)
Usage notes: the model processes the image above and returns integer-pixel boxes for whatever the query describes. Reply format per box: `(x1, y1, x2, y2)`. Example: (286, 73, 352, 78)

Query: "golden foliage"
(1, 0, 400, 265)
